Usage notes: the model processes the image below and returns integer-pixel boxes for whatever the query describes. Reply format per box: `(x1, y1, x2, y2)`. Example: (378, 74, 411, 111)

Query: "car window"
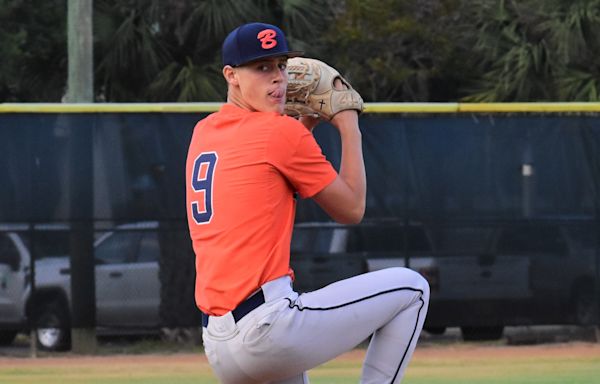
(137, 232, 160, 263)
(328, 229, 349, 253)
(0, 233, 20, 266)
(347, 227, 391, 252)
(292, 224, 432, 254)
(566, 226, 598, 250)
(433, 227, 492, 253)
(496, 225, 567, 255)
(347, 226, 432, 253)
(290, 228, 312, 253)
(291, 228, 336, 253)
(406, 226, 433, 252)
(33, 230, 70, 258)
(95, 231, 141, 264)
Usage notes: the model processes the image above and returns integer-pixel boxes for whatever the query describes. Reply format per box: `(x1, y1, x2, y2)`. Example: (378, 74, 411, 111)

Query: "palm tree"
(95, 0, 334, 102)
(0, 0, 67, 102)
(546, 0, 600, 101)
(460, 0, 554, 102)
(461, 0, 600, 102)
(95, 0, 173, 101)
(316, 0, 462, 102)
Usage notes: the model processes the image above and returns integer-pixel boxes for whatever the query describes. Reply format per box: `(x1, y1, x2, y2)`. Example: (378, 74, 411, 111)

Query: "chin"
(254, 99, 284, 114)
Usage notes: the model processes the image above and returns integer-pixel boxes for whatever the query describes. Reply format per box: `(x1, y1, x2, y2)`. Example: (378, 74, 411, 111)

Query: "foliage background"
(1, 0, 600, 102)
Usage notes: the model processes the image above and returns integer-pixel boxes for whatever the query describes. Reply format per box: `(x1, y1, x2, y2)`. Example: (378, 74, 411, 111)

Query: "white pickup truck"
(0, 223, 161, 351)
(0, 224, 71, 350)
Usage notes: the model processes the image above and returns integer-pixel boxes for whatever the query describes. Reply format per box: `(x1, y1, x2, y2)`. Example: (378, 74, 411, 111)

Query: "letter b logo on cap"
(257, 29, 278, 49)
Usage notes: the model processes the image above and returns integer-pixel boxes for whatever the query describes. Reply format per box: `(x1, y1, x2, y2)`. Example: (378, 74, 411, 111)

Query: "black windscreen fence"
(0, 111, 598, 333)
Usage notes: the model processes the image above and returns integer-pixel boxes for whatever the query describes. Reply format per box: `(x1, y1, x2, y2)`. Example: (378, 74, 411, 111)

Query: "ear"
(223, 66, 239, 86)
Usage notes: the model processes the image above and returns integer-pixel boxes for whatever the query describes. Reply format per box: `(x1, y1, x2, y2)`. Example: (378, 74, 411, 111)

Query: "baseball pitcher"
(186, 22, 429, 384)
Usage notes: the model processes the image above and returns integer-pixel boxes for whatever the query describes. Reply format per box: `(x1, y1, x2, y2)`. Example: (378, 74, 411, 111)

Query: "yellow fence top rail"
(2, 102, 600, 113)
(0, 103, 223, 113)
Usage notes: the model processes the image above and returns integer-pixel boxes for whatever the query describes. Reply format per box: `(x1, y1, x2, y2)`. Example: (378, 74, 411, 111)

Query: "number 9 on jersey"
(190, 152, 218, 225)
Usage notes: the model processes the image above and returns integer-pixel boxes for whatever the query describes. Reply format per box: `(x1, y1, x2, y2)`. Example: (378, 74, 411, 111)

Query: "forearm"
(337, 123, 366, 217)
(313, 111, 366, 224)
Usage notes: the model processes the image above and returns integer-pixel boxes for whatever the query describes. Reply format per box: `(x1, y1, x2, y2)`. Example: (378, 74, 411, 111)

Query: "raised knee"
(395, 267, 430, 299)
(416, 272, 430, 301)
(382, 267, 428, 292)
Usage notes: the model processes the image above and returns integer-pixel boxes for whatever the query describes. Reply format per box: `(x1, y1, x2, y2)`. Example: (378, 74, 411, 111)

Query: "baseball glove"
(285, 57, 363, 120)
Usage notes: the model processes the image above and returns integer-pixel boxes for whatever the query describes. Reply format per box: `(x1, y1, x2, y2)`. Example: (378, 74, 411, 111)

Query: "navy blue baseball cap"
(222, 22, 303, 67)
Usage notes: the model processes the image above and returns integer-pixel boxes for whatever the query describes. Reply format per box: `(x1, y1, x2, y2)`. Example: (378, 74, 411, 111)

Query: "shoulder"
(263, 113, 311, 144)
(264, 114, 324, 166)
(192, 111, 218, 131)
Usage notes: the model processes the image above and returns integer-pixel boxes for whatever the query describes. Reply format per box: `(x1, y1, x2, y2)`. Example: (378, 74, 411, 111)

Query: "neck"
(227, 92, 254, 112)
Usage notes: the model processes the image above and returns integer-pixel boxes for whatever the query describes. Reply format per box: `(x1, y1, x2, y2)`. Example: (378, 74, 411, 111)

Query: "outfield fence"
(0, 103, 598, 347)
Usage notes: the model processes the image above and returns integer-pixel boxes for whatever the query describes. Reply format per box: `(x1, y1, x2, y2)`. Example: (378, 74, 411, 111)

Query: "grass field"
(1, 342, 600, 383)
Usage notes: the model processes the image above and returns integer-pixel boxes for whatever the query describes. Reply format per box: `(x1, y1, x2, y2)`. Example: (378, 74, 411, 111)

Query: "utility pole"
(65, 0, 96, 354)
(65, 0, 94, 103)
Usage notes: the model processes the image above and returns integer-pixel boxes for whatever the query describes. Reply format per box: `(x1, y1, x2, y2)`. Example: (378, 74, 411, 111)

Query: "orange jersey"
(186, 104, 337, 315)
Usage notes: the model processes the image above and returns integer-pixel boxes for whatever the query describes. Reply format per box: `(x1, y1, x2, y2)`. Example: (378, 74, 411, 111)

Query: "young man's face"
(227, 56, 288, 114)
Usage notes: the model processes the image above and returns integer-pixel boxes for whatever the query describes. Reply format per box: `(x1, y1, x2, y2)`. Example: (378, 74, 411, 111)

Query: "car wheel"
(574, 289, 599, 325)
(0, 330, 17, 346)
(35, 301, 71, 351)
(461, 326, 504, 341)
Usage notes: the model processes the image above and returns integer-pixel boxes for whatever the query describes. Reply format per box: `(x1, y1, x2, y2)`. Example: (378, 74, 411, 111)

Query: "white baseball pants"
(202, 267, 430, 383)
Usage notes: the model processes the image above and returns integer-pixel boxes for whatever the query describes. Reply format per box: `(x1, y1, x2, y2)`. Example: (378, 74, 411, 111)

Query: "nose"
(273, 67, 286, 83)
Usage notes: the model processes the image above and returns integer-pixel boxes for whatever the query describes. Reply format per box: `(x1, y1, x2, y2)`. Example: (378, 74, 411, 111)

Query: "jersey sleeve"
(267, 117, 338, 199)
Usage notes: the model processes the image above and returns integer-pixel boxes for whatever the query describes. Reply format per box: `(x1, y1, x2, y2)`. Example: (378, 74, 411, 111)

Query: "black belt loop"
(202, 289, 265, 327)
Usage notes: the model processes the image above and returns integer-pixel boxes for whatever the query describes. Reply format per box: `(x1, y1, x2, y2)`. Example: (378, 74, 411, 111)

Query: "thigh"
(208, 268, 427, 383)
(265, 268, 428, 371)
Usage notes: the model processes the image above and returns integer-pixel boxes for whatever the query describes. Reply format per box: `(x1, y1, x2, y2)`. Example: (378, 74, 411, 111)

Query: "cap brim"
(234, 50, 304, 66)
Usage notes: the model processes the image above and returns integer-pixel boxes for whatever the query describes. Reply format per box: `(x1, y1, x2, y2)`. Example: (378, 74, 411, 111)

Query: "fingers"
(333, 77, 349, 91)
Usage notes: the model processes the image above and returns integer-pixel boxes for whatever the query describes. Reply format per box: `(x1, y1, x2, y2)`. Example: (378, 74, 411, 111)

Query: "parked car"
(0, 223, 71, 348)
(94, 223, 161, 331)
(0, 222, 161, 351)
(290, 220, 600, 341)
(0, 225, 31, 346)
(290, 222, 365, 293)
(429, 222, 598, 339)
(489, 222, 598, 326)
(290, 220, 443, 334)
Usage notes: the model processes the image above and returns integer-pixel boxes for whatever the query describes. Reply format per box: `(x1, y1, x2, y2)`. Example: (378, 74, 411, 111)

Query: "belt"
(202, 289, 265, 327)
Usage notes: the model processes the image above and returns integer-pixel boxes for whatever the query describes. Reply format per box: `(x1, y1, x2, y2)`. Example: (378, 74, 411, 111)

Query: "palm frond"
(147, 58, 224, 102)
(182, 0, 268, 51)
(558, 69, 600, 101)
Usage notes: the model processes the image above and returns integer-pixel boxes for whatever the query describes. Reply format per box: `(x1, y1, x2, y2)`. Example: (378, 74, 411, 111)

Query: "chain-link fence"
(1, 107, 599, 349)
